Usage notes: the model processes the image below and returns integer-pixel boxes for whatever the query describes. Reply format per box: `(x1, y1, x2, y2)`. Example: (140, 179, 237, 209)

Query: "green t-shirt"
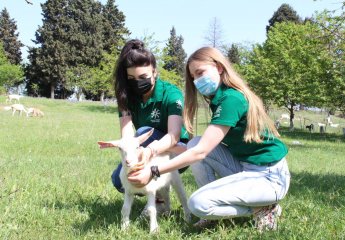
(119, 78, 189, 141)
(210, 84, 288, 165)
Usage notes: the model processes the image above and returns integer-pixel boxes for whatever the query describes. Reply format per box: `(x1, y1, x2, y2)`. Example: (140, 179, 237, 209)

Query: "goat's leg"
(158, 187, 171, 214)
(147, 192, 159, 233)
(170, 171, 191, 223)
(121, 192, 134, 230)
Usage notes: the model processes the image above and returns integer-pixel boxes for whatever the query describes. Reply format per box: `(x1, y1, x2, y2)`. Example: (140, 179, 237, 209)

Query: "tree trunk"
(289, 103, 295, 131)
(50, 84, 55, 99)
(100, 91, 105, 102)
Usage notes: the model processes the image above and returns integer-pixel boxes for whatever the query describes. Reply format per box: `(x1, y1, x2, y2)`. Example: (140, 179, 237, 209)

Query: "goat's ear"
(97, 140, 121, 149)
(136, 129, 154, 145)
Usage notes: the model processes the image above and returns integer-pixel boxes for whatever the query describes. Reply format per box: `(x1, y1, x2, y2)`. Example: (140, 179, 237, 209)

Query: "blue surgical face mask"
(193, 75, 219, 96)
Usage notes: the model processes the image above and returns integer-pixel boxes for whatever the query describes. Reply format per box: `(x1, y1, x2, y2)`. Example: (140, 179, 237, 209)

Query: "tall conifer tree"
(227, 44, 240, 65)
(266, 4, 302, 33)
(102, 0, 130, 54)
(27, 0, 129, 99)
(0, 8, 23, 64)
(29, 0, 69, 98)
(163, 27, 187, 80)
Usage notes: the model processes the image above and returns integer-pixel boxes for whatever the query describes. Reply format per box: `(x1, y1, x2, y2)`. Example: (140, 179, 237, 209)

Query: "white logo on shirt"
(214, 106, 222, 118)
(176, 100, 182, 109)
(150, 108, 160, 123)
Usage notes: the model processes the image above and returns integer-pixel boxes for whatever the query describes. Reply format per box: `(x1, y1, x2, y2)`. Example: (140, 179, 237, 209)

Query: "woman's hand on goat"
(127, 166, 152, 188)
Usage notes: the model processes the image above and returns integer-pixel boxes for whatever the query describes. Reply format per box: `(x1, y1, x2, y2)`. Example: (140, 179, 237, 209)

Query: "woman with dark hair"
(103, 39, 189, 210)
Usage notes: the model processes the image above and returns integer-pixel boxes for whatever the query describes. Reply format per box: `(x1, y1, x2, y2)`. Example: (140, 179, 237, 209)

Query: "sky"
(0, 0, 343, 62)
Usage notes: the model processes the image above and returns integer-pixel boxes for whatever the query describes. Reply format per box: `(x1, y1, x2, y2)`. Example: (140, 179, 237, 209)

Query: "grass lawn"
(0, 96, 344, 239)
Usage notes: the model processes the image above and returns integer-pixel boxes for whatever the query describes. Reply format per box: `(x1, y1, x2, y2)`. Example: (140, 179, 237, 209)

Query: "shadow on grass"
(289, 171, 345, 208)
(279, 127, 345, 143)
(43, 196, 124, 231)
(46, 192, 194, 235)
(79, 104, 118, 114)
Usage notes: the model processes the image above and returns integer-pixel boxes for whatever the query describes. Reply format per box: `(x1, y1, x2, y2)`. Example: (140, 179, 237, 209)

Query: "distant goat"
(27, 107, 44, 117)
(6, 104, 28, 116)
(330, 123, 339, 128)
(6, 94, 22, 104)
(280, 113, 290, 121)
(306, 123, 314, 132)
(318, 123, 326, 127)
(98, 130, 191, 233)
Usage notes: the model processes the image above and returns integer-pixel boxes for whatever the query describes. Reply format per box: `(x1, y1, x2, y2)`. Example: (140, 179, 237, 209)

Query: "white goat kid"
(10, 104, 28, 116)
(6, 94, 22, 104)
(98, 130, 191, 233)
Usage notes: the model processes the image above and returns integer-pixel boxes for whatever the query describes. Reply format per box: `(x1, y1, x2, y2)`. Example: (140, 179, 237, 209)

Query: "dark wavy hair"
(114, 39, 157, 112)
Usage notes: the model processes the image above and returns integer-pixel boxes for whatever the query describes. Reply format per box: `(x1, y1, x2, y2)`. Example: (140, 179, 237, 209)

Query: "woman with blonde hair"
(128, 47, 290, 232)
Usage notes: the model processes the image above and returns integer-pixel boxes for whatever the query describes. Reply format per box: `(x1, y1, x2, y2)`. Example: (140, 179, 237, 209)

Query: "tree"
(0, 43, 23, 89)
(102, 0, 130, 55)
(242, 22, 330, 129)
(162, 27, 187, 88)
(204, 17, 225, 49)
(314, 10, 345, 114)
(0, 8, 23, 64)
(65, 64, 92, 101)
(88, 47, 118, 101)
(26, 0, 129, 99)
(29, 0, 70, 98)
(66, 0, 106, 67)
(266, 4, 302, 33)
(140, 31, 162, 61)
(227, 43, 240, 65)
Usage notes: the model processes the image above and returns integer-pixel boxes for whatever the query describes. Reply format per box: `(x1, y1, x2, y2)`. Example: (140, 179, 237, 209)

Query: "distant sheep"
(330, 123, 339, 128)
(98, 130, 191, 233)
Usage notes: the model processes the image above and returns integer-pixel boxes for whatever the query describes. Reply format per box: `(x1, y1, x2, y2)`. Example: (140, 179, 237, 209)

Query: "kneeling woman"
(128, 47, 290, 232)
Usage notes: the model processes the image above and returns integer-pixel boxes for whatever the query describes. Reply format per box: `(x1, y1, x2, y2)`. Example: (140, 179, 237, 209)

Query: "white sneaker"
(254, 204, 282, 232)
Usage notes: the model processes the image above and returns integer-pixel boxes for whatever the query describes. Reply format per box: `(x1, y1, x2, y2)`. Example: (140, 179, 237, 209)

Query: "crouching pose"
(128, 47, 291, 232)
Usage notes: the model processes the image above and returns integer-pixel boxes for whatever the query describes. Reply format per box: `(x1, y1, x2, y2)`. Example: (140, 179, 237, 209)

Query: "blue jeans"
(111, 126, 188, 193)
(187, 137, 291, 219)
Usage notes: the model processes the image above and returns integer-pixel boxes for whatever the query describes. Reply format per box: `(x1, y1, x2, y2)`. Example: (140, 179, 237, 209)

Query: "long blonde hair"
(183, 47, 279, 143)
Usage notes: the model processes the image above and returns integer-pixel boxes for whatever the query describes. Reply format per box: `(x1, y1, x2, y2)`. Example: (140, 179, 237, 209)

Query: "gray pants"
(187, 137, 291, 219)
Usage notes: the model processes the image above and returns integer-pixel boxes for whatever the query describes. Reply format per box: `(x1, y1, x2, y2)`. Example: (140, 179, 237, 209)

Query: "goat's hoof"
(149, 227, 159, 234)
(121, 222, 130, 230)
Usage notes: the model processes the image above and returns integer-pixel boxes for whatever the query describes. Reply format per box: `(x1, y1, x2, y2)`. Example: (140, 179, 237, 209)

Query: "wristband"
(150, 165, 160, 180)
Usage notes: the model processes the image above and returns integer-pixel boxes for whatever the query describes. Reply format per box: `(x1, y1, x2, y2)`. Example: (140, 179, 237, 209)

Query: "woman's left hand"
(127, 166, 152, 188)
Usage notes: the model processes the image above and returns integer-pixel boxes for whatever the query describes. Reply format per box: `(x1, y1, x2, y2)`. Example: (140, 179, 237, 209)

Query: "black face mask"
(127, 77, 153, 96)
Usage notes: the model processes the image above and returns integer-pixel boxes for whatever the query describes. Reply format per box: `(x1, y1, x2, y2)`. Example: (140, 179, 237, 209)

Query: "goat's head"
(98, 129, 153, 171)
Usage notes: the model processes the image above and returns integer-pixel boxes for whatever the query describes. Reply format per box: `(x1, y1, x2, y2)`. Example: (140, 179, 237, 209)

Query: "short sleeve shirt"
(210, 84, 288, 165)
(119, 78, 189, 141)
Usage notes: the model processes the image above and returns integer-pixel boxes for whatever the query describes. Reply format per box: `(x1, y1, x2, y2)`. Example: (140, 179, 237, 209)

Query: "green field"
(1, 96, 344, 239)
